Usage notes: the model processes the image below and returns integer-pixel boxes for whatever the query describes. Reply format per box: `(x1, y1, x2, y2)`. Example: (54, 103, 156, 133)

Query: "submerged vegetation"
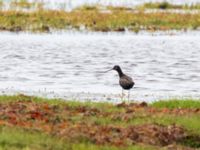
(0, 95, 200, 149)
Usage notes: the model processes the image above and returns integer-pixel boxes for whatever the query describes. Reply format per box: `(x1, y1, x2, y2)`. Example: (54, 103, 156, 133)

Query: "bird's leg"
(128, 90, 130, 103)
(121, 89, 124, 101)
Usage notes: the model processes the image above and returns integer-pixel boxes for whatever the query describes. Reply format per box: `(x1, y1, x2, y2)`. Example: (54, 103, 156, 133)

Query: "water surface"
(0, 31, 200, 102)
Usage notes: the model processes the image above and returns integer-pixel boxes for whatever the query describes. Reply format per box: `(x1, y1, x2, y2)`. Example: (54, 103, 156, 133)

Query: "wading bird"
(106, 65, 135, 101)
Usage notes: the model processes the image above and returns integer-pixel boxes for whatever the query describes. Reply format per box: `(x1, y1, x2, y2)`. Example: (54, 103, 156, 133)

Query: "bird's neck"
(117, 69, 124, 78)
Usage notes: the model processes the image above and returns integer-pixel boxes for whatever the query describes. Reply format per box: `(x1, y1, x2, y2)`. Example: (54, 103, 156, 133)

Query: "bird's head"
(112, 65, 121, 71)
(105, 65, 122, 73)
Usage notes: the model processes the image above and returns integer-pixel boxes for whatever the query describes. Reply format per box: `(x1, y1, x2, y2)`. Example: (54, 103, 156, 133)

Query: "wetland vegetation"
(137, 2, 200, 10)
(0, 9, 200, 32)
(0, 0, 200, 32)
(0, 95, 200, 150)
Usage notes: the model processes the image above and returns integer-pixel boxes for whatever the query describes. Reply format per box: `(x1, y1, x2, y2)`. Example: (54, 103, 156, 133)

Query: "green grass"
(155, 115, 200, 134)
(0, 126, 68, 150)
(0, 126, 153, 150)
(126, 114, 200, 135)
(152, 99, 200, 109)
(84, 110, 200, 134)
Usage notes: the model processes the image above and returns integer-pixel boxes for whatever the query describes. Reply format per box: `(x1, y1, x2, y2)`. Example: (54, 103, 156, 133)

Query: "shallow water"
(0, 31, 200, 102)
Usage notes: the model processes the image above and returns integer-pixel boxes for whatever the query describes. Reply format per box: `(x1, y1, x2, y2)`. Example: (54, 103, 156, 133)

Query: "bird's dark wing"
(119, 75, 134, 89)
(120, 78, 132, 84)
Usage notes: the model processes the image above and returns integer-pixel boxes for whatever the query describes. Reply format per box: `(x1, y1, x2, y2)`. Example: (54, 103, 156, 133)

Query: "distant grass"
(138, 2, 200, 10)
(10, 0, 37, 9)
(0, 9, 200, 32)
(74, 5, 100, 11)
(139, 2, 182, 10)
(152, 99, 200, 109)
(106, 6, 133, 11)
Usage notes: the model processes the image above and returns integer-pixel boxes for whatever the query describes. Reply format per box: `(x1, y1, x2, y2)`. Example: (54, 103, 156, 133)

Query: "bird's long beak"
(104, 68, 113, 73)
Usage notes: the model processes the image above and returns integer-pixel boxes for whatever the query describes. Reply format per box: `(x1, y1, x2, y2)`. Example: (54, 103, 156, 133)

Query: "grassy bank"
(0, 9, 200, 32)
(0, 95, 200, 150)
